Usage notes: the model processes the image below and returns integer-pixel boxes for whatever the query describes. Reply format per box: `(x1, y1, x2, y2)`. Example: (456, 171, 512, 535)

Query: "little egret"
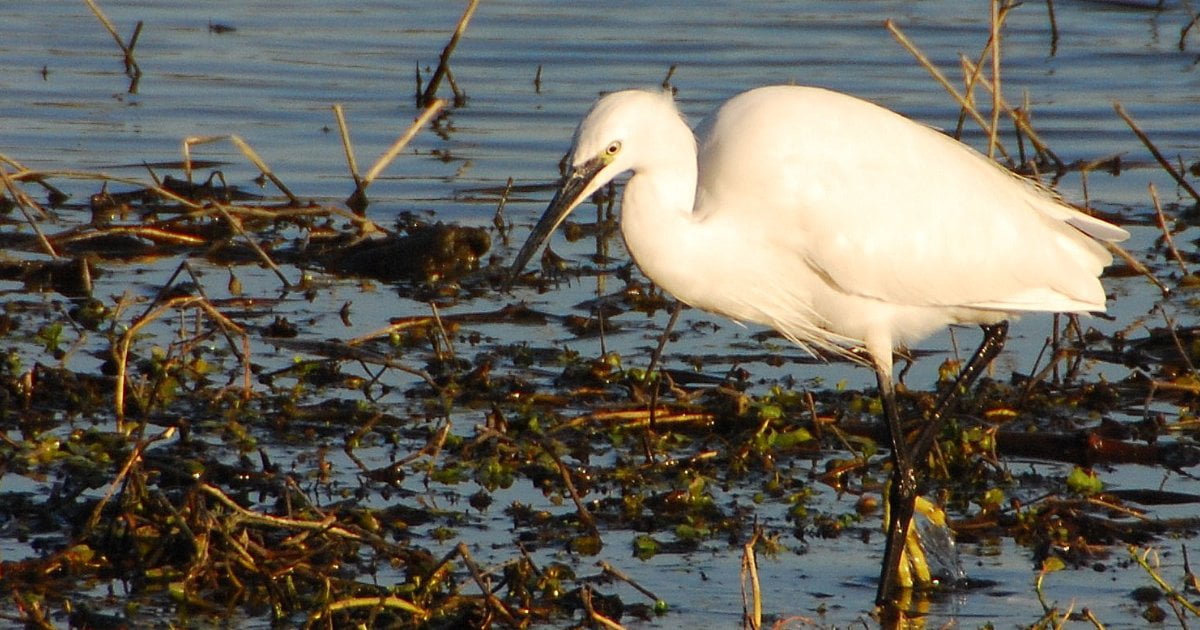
(505, 85, 1128, 607)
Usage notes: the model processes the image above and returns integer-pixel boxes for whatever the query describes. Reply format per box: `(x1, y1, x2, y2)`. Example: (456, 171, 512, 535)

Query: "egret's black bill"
(503, 157, 606, 290)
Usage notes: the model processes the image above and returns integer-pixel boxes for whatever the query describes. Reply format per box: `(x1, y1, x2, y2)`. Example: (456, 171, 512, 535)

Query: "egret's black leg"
(875, 368, 918, 607)
(877, 321, 1008, 607)
(646, 301, 683, 376)
(642, 301, 684, 461)
(912, 322, 1009, 462)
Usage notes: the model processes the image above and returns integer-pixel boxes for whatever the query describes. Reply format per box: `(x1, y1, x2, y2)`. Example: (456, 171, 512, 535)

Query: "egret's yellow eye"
(605, 141, 622, 156)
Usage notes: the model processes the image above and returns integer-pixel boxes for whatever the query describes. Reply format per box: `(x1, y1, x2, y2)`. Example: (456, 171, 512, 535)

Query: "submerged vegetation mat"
(3, 1, 1200, 629)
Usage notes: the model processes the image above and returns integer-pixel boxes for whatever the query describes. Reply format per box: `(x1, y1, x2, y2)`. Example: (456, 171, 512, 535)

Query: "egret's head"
(567, 89, 680, 195)
(505, 89, 684, 289)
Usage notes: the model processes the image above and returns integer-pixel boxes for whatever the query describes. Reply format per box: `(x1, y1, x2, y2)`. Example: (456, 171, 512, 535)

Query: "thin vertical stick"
(1149, 183, 1190, 276)
(1114, 102, 1200, 204)
(885, 20, 1012, 163)
(740, 528, 763, 630)
(81, 0, 141, 79)
(1046, 0, 1060, 55)
(332, 104, 370, 214)
(420, 0, 481, 105)
(961, 56, 1062, 169)
(0, 165, 58, 257)
(332, 104, 362, 189)
(361, 99, 447, 187)
(988, 0, 1003, 160)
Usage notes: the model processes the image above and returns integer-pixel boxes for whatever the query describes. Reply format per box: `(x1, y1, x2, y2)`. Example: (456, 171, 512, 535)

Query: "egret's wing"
(697, 86, 1127, 314)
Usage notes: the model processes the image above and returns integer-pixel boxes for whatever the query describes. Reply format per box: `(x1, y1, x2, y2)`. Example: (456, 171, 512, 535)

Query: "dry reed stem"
(454, 542, 520, 627)
(1149, 183, 1190, 276)
(429, 301, 456, 361)
(311, 595, 426, 622)
(420, 0, 481, 106)
(1181, 12, 1200, 51)
(82, 425, 176, 533)
(492, 176, 514, 244)
(181, 135, 300, 204)
(198, 483, 365, 540)
(1, 165, 207, 214)
(1105, 240, 1169, 297)
(580, 588, 628, 624)
(988, 0, 1003, 160)
(581, 587, 627, 630)
(0, 152, 69, 200)
(360, 98, 447, 188)
(597, 561, 663, 604)
(740, 528, 763, 630)
(540, 439, 600, 536)
(114, 294, 247, 424)
(51, 226, 207, 248)
(960, 56, 1062, 168)
(1130, 545, 1200, 617)
(82, 0, 141, 79)
(954, 46, 989, 140)
(885, 19, 1014, 163)
(1045, 0, 1060, 54)
(347, 318, 437, 345)
(1156, 305, 1198, 379)
(332, 104, 361, 186)
(331, 103, 372, 218)
(552, 408, 714, 432)
(0, 165, 58, 257)
(1113, 102, 1200, 204)
(211, 202, 293, 287)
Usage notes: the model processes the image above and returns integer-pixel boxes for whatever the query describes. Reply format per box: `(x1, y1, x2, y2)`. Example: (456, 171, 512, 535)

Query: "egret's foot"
(887, 495, 962, 590)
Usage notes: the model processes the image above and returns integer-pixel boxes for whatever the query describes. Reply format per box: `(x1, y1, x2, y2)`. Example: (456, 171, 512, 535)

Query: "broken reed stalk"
(1149, 183, 1190, 276)
(1130, 545, 1200, 617)
(455, 542, 520, 626)
(1156, 305, 1198, 378)
(1113, 102, 1200, 205)
(1112, 240, 1171, 296)
(0, 152, 70, 201)
(211, 203, 293, 287)
(492, 176, 514, 243)
(199, 482, 366, 539)
(1045, 0, 1060, 54)
(333, 104, 359, 179)
(81, 0, 141, 79)
(739, 529, 763, 630)
(331, 104, 369, 215)
(429, 301, 456, 361)
(597, 561, 663, 605)
(581, 587, 627, 630)
(960, 56, 1063, 169)
(0, 165, 58, 257)
(114, 294, 247, 425)
(1181, 12, 1200, 51)
(314, 596, 426, 621)
(360, 98, 447, 189)
(181, 135, 300, 205)
(420, 0, 481, 106)
(540, 439, 600, 536)
(954, 44, 990, 140)
(82, 425, 176, 532)
(885, 19, 1013, 163)
(988, 0, 1003, 160)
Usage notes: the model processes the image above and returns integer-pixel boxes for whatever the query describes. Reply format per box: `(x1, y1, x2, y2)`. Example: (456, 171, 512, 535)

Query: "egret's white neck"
(618, 121, 710, 306)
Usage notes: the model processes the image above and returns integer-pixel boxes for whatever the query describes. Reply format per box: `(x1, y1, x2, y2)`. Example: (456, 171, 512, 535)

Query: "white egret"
(505, 85, 1128, 607)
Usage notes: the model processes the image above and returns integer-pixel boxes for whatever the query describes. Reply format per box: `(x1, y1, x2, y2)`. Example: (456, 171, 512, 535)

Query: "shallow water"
(3, 1, 1200, 627)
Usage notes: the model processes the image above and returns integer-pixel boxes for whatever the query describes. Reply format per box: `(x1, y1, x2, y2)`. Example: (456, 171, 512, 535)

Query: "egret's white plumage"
(506, 85, 1128, 606)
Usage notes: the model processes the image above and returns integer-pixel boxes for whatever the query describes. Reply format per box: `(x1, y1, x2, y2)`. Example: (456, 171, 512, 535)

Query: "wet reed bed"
(1, 1, 1200, 628)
